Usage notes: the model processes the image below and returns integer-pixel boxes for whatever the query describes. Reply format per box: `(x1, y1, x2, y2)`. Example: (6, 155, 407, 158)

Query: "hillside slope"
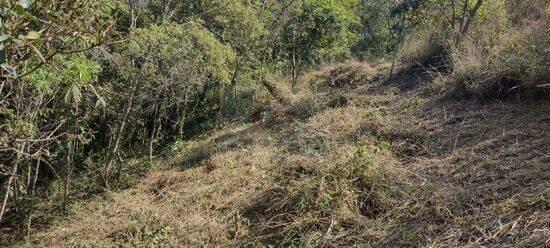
(16, 62, 550, 247)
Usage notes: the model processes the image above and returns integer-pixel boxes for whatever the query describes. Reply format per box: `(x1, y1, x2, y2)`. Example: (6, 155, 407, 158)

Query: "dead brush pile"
(263, 61, 391, 127)
(238, 104, 452, 247)
(241, 146, 412, 247)
(280, 106, 386, 155)
(307, 61, 384, 91)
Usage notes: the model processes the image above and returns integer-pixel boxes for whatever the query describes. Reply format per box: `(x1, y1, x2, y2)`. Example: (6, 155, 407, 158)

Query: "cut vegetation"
(1, 1, 549, 247)
(12, 62, 549, 247)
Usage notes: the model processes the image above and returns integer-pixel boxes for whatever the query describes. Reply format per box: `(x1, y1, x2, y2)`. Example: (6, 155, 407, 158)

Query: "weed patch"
(241, 145, 409, 247)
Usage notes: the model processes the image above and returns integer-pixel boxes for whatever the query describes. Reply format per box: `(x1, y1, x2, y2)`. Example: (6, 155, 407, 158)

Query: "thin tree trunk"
(149, 116, 161, 161)
(291, 49, 297, 91)
(460, 0, 483, 37)
(103, 84, 138, 187)
(0, 24, 5, 64)
(26, 157, 41, 239)
(0, 163, 18, 223)
(231, 61, 240, 98)
(459, 0, 470, 29)
(163, 0, 173, 21)
(450, 0, 457, 28)
(389, 59, 397, 78)
(455, 0, 484, 45)
(131, 9, 136, 29)
(149, 125, 156, 162)
(179, 86, 193, 136)
(223, 60, 241, 117)
(63, 136, 76, 211)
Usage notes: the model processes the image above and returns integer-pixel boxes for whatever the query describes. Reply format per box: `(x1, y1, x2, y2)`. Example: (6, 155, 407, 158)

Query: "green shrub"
(448, 8, 549, 98)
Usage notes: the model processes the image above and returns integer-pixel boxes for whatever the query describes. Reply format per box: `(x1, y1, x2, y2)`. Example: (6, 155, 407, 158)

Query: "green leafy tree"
(0, 0, 118, 228)
(100, 22, 235, 183)
(277, 0, 359, 88)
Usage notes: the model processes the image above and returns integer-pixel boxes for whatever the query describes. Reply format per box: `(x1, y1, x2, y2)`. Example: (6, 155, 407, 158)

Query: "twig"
(0, 163, 19, 223)
(27, 157, 41, 240)
(534, 151, 550, 158)
(452, 117, 467, 156)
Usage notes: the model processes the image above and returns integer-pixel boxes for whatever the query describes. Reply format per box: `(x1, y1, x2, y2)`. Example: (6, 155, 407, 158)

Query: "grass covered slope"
(18, 62, 549, 247)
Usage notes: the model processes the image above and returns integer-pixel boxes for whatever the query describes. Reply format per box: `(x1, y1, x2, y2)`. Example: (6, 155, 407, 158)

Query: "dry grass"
(398, 27, 449, 69)
(240, 146, 411, 247)
(306, 60, 386, 91)
(448, 13, 550, 98)
(396, 98, 550, 247)
(398, 1, 549, 99)
(11, 61, 550, 247)
(21, 124, 278, 247)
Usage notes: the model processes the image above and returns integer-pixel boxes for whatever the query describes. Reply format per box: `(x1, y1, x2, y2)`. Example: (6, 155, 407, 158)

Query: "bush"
(448, 7, 549, 98)
(401, 0, 549, 99)
(398, 27, 449, 69)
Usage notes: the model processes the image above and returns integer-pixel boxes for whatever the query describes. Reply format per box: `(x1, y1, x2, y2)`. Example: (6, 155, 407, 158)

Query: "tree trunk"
(455, 0, 483, 45)
(149, 115, 161, 161)
(0, 163, 18, 223)
(103, 84, 138, 187)
(291, 49, 297, 91)
(26, 157, 41, 239)
(460, 0, 483, 36)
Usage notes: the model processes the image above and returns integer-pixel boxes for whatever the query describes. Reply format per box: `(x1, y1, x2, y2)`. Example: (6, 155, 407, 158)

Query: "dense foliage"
(1, 0, 120, 225)
(0, 0, 547, 239)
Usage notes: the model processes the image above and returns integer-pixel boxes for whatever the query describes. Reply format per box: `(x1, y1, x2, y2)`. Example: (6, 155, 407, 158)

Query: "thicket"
(0, 0, 548, 239)
(397, 0, 549, 98)
(0, 0, 371, 235)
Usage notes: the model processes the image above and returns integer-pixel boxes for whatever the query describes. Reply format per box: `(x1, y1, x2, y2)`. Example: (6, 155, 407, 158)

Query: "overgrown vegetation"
(397, 0, 550, 97)
(1, 0, 548, 246)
